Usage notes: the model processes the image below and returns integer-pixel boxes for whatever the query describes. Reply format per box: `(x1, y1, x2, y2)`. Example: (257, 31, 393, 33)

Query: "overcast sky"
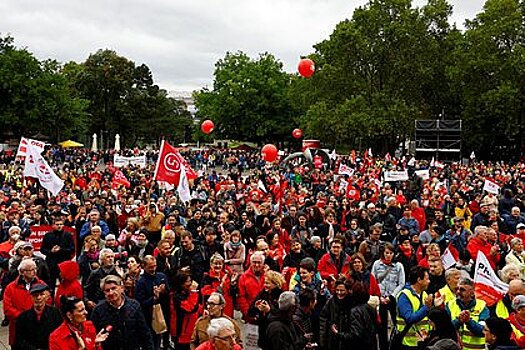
(1, 0, 485, 92)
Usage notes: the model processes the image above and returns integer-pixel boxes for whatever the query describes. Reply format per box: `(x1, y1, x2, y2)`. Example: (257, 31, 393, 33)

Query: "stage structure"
(414, 120, 462, 161)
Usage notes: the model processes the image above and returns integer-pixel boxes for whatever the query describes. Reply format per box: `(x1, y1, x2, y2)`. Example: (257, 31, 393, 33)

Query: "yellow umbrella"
(59, 140, 84, 148)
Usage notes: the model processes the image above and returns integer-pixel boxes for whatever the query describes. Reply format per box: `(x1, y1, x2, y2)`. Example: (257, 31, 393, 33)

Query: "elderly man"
(446, 277, 490, 350)
(467, 225, 500, 269)
(195, 317, 241, 350)
(437, 268, 461, 305)
(14, 283, 62, 350)
(84, 248, 123, 310)
(237, 252, 266, 323)
(504, 207, 525, 234)
(191, 292, 242, 350)
(3, 259, 46, 346)
(491, 280, 525, 319)
(80, 209, 110, 240)
(506, 237, 525, 279)
(91, 275, 154, 350)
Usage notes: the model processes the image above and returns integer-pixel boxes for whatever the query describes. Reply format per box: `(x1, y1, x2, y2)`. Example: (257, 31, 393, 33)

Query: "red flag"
(154, 140, 197, 186)
(112, 169, 130, 189)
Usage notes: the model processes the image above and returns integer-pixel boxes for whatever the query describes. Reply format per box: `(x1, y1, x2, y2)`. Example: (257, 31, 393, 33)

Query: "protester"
(190, 292, 242, 350)
(14, 283, 62, 350)
(266, 291, 302, 350)
(195, 317, 241, 350)
(49, 295, 108, 350)
(91, 275, 154, 350)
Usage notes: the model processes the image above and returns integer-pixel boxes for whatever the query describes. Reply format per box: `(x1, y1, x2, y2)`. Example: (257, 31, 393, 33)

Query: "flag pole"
(153, 139, 165, 181)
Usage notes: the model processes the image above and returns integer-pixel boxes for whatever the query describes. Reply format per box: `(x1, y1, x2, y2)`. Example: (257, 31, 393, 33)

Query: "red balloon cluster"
(262, 144, 278, 162)
(298, 58, 315, 78)
(201, 120, 215, 134)
(292, 128, 303, 139)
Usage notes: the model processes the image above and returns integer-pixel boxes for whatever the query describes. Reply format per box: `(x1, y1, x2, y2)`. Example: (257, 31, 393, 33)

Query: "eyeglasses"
(206, 302, 223, 307)
(215, 334, 235, 342)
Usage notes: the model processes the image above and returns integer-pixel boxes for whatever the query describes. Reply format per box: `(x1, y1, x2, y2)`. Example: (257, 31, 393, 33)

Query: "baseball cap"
(29, 283, 49, 295)
(517, 223, 525, 230)
(513, 295, 525, 310)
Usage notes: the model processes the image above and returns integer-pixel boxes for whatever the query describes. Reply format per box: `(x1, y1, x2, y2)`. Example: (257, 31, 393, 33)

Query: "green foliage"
(0, 35, 88, 142)
(67, 49, 192, 147)
(194, 51, 296, 143)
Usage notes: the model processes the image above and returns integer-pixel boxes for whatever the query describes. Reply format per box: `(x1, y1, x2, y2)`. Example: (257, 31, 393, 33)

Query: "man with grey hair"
(491, 279, 525, 319)
(506, 237, 525, 279)
(191, 292, 242, 350)
(91, 275, 154, 350)
(466, 225, 500, 269)
(194, 317, 240, 350)
(238, 251, 266, 323)
(84, 248, 123, 310)
(266, 291, 302, 350)
(445, 277, 490, 350)
(437, 268, 461, 304)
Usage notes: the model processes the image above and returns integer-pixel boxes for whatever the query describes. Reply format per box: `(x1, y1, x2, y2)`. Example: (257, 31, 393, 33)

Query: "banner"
(483, 179, 500, 194)
(338, 164, 355, 177)
(28, 225, 76, 254)
(415, 169, 430, 180)
(474, 251, 508, 306)
(113, 155, 146, 168)
(177, 166, 191, 203)
(24, 144, 64, 196)
(154, 140, 197, 186)
(384, 170, 409, 182)
(16, 137, 46, 157)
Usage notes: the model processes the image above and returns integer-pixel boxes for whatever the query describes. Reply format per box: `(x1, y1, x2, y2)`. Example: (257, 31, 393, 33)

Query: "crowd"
(0, 145, 524, 350)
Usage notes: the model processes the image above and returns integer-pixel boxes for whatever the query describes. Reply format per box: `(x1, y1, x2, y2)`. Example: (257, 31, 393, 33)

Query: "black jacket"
(14, 305, 62, 350)
(266, 311, 303, 350)
(319, 296, 352, 350)
(84, 266, 123, 304)
(40, 229, 75, 269)
(336, 303, 378, 350)
(91, 296, 154, 350)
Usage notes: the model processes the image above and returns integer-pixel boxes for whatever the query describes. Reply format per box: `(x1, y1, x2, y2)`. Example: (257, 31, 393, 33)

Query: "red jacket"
(49, 321, 100, 350)
(55, 260, 83, 308)
(4, 277, 45, 345)
(467, 237, 500, 269)
(201, 268, 234, 318)
(237, 267, 265, 321)
(170, 290, 200, 344)
(195, 340, 242, 350)
(318, 252, 351, 291)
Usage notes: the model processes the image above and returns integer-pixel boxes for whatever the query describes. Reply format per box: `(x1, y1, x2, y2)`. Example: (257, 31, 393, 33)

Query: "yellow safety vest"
(396, 288, 430, 347)
(511, 323, 525, 343)
(495, 299, 511, 319)
(437, 284, 455, 304)
(447, 299, 486, 350)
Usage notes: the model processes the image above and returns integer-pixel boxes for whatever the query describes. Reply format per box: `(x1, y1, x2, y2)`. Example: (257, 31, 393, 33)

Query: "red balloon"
(298, 58, 315, 78)
(292, 128, 303, 139)
(261, 144, 278, 162)
(201, 120, 215, 134)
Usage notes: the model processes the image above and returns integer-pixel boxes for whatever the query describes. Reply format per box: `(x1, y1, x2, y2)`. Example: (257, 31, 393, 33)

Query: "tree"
(0, 35, 88, 142)
(194, 51, 296, 143)
(68, 49, 192, 147)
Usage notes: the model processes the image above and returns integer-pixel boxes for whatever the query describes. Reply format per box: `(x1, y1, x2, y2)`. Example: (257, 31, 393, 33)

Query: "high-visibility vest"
(510, 323, 525, 345)
(396, 288, 430, 347)
(447, 299, 486, 350)
(437, 284, 455, 304)
(495, 299, 511, 319)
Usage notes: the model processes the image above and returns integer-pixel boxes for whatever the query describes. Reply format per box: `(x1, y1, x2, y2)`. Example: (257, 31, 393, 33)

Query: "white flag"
(441, 246, 457, 269)
(368, 148, 373, 158)
(329, 149, 337, 160)
(430, 157, 435, 167)
(16, 137, 46, 157)
(257, 179, 267, 194)
(474, 251, 508, 306)
(23, 144, 64, 196)
(177, 166, 191, 203)
(483, 179, 500, 194)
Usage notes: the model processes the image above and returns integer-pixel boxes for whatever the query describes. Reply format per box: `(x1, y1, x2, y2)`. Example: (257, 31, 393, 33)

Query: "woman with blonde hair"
(248, 270, 285, 349)
(500, 264, 521, 284)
